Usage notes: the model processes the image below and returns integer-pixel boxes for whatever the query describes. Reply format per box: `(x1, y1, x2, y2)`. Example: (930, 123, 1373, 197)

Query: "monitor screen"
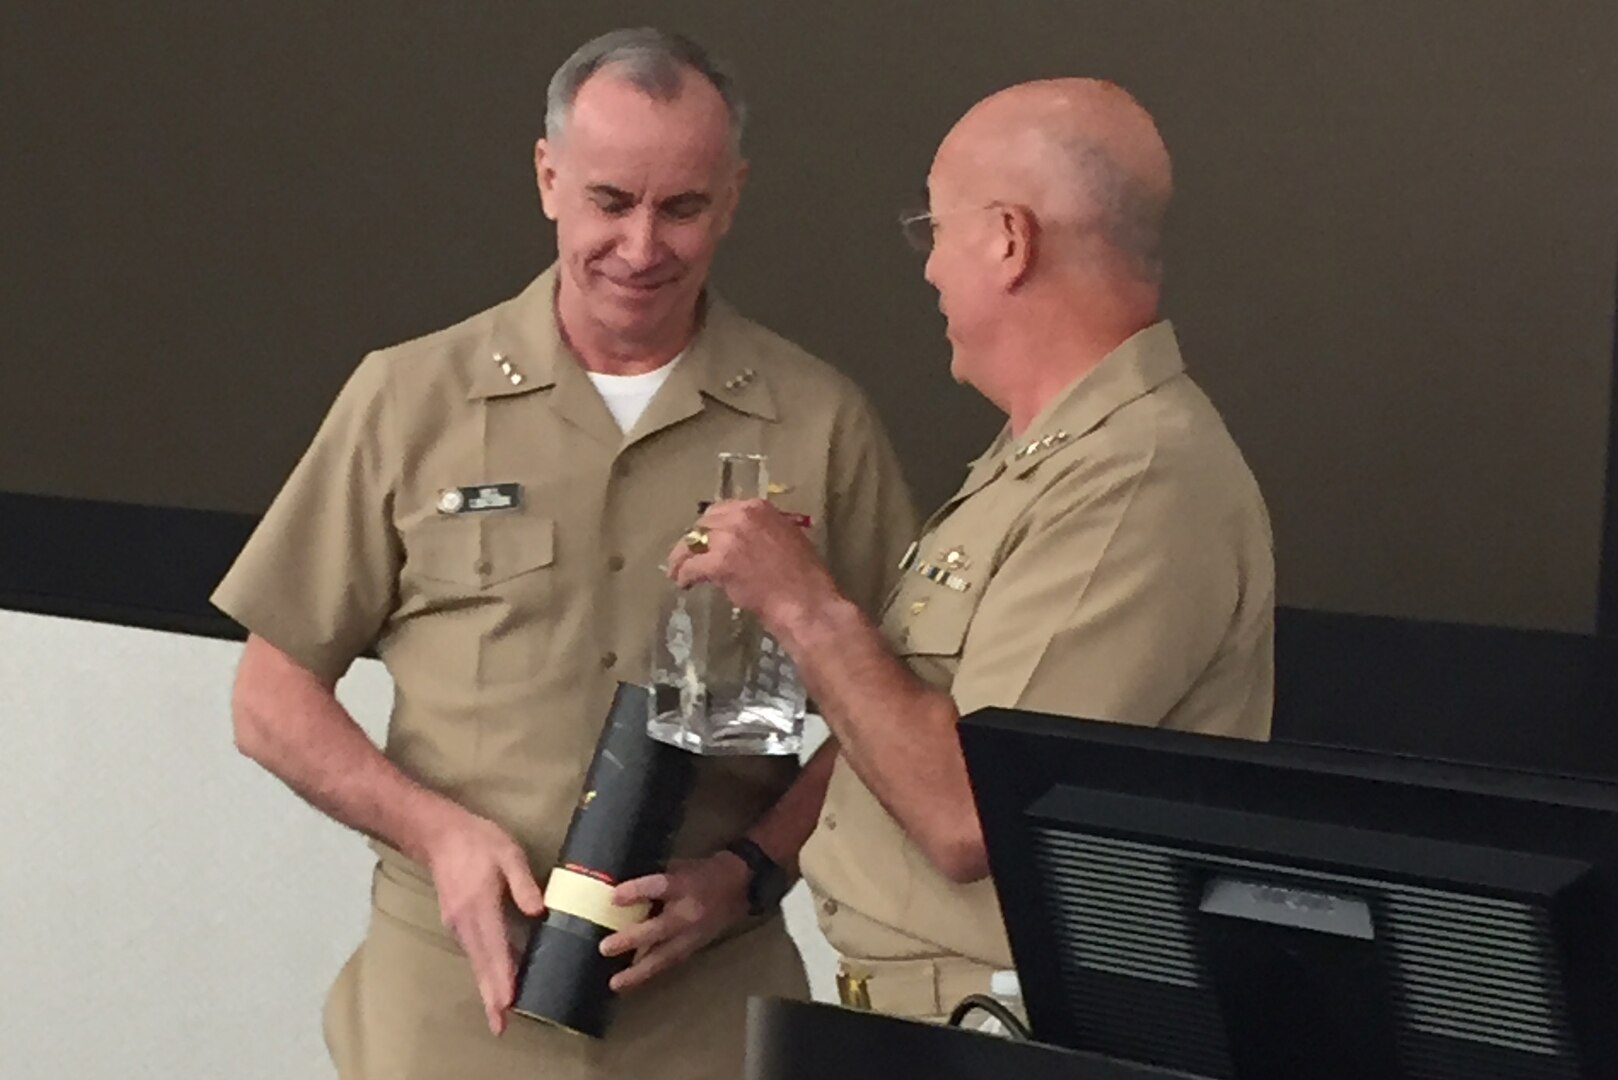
(961, 708, 1618, 1079)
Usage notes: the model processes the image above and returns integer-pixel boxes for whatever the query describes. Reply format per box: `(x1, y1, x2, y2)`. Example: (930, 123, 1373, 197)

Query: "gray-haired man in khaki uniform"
(212, 29, 915, 1080)
(669, 79, 1274, 1020)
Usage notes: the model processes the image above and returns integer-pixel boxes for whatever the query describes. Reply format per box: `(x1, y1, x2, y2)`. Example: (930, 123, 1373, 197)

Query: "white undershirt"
(586, 354, 683, 434)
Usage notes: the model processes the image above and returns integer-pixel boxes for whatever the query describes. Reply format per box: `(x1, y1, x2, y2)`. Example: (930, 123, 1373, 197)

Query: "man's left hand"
(600, 851, 753, 992)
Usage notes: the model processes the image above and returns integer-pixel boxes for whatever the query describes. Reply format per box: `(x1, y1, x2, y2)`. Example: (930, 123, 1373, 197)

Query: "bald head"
(934, 79, 1173, 282)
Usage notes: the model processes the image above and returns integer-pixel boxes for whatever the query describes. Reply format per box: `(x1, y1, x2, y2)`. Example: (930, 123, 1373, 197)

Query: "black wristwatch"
(723, 837, 792, 915)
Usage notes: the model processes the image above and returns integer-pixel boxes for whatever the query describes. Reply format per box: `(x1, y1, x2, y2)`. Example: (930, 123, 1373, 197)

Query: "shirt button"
(823, 814, 837, 831)
(601, 651, 618, 669)
(473, 559, 491, 576)
(607, 554, 626, 572)
(822, 899, 839, 916)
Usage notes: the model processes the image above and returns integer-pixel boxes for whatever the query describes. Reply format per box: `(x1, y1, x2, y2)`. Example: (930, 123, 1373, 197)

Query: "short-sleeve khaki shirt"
(801, 321, 1275, 967)
(213, 266, 917, 898)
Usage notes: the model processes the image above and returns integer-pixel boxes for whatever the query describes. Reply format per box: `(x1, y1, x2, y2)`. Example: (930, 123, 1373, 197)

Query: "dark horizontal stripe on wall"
(3, 491, 1617, 778)
(0, 491, 251, 640)
(1275, 607, 1618, 780)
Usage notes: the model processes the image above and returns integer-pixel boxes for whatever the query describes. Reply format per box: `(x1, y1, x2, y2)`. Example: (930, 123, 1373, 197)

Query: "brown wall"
(3, 2, 1615, 632)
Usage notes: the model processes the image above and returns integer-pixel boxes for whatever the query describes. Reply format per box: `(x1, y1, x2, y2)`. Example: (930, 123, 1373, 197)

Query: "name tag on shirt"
(437, 483, 522, 515)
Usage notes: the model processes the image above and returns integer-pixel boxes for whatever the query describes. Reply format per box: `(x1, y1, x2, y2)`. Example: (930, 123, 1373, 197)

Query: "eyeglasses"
(897, 202, 1008, 254)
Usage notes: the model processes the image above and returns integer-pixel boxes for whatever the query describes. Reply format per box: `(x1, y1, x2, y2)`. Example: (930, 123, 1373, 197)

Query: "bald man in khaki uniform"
(213, 30, 914, 1080)
(669, 79, 1274, 1020)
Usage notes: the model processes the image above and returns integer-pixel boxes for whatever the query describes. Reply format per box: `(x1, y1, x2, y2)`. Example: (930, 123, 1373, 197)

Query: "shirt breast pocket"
(884, 580, 978, 662)
(402, 514, 558, 686)
(409, 514, 556, 590)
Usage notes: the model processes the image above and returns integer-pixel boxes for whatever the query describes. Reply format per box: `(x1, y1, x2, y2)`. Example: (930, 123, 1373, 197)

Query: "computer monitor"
(960, 708, 1618, 1080)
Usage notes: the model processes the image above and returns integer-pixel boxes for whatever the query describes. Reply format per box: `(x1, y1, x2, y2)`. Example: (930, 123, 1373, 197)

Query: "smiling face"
(535, 68, 746, 360)
(922, 135, 1005, 390)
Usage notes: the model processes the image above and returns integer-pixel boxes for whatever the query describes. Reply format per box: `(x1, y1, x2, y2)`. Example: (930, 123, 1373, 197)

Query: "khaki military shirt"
(213, 266, 917, 902)
(801, 321, 1274, 968)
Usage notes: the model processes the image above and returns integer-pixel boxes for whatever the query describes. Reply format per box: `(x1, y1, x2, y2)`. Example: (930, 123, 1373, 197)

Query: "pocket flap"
(411, 515, 555, 589)
(889, 584, 976, 659)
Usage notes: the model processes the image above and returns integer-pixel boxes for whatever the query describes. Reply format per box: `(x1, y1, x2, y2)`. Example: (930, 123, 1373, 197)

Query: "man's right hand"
(229, 636, 547, 1033)
(422, 809, 547, 1035)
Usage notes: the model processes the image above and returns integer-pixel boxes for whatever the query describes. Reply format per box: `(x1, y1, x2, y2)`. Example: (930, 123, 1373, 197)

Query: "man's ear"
(999, 204, 1037, 290)
(534, 138, 560, 222)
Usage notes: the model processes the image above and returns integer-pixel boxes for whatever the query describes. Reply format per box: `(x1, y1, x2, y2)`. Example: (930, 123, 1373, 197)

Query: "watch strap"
(723, 837, 788, 915)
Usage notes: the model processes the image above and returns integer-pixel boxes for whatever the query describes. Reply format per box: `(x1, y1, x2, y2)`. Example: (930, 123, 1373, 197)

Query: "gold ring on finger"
(683, 527, 711, 555)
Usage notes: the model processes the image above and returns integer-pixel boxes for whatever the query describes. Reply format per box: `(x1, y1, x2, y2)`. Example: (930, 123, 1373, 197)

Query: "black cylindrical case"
(513, 682, 697, 1037)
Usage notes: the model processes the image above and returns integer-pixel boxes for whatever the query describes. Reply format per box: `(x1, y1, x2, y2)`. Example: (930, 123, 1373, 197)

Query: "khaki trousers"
(324, 862, 809, 1080)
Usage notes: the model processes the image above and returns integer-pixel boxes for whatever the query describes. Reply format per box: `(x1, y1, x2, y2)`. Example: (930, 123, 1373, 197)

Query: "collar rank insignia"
(493, 351, 525, 387)
(1013, 429, 1071, 461)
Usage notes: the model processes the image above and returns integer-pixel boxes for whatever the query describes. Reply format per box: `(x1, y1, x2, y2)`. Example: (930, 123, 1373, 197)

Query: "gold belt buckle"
(835, 969, 872, 1011)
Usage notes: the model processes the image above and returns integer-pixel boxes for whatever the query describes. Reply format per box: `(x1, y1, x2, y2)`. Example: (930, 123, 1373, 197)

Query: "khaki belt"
(834, 954, 998, 1019)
